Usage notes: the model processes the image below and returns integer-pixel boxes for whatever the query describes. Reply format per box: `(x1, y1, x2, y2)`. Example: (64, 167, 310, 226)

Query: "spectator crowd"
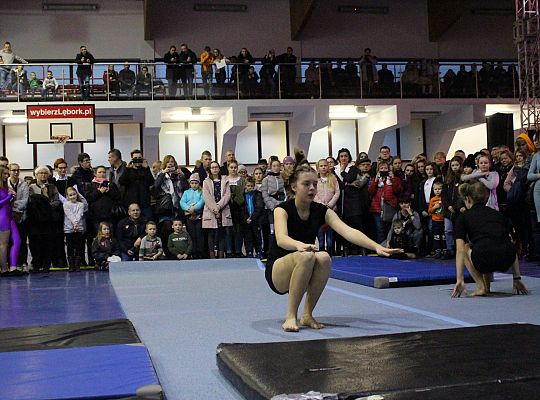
(1, 134, 538, 276)
(0, 41, 518, 100)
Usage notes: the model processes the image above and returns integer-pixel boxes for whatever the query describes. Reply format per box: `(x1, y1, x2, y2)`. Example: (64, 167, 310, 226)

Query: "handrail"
(0, 60, 519, 102)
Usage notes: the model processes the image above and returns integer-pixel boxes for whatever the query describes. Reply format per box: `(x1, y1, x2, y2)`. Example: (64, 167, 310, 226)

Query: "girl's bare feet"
(471, 287, 488, 296)
(282, 317, 299, 332)
(300, 314, 325, 329)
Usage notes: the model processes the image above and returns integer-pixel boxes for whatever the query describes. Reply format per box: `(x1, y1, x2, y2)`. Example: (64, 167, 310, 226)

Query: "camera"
(132, 158, 143, 166)
(100, 181, 109, 188)
(380, 171, 389, 178)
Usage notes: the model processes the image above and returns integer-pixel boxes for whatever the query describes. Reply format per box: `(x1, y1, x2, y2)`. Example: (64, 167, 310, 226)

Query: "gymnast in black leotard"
(266, 154, 402, 332)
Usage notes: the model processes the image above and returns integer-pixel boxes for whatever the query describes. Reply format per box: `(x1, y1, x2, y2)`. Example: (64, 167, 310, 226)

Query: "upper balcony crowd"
(0, 41, 519, 102)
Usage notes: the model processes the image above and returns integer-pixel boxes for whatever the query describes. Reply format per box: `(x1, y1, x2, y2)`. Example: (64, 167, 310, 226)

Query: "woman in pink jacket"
(314, 159, 340, 255)
(202, 161, 232, 258)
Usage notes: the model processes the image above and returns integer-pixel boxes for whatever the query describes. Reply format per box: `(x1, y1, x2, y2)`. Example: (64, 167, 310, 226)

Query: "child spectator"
(461, 155, 499, 210)
(387, 196, 422, 252)
(28, 71, 42, 100)
(139, 221, 164, 261)
(428, 181, 445, 258)
(242, 177, 264, 258)
(314, 158, 340, 255)
(167, 219, 192, 260)
(442, 156, 464, 259)
(91, 222, 120, 271)
(42, 70, 58, 100)
(414, 161, 439, 254)
(388, 220, 417, 259)
(180, 173, 205, 259)
(103, 64, 120, 98)
(63, 186, 88, 271)
(12, 65, 28, 98)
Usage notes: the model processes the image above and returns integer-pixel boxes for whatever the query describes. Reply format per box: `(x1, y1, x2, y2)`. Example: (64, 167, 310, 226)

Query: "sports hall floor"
(1, 257, 538, 399)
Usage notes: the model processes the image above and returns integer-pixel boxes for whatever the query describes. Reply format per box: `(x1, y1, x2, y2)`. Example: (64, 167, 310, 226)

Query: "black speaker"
(486, 113, 514, 151)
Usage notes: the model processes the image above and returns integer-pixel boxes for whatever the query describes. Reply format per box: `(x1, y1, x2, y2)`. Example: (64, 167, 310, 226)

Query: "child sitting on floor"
(139, 221, 164, 261)
(388, 220, 417, 259)
(167, 219, 192, 260)
(91, 222, 121, 271)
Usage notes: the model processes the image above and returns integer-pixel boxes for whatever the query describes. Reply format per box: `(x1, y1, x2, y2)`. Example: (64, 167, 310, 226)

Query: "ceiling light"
(168, 112, 214, 121)
(3, 117, 28, 124)
(329, 105, 368, 119)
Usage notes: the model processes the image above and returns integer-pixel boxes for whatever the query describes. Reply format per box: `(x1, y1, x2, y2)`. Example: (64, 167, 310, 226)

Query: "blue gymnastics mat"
(331, 256, 471, 288)
(0, 344, 160, 400)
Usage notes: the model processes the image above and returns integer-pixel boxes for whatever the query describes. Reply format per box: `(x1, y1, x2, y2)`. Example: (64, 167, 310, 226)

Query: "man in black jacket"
(164, 45, 180, 98)
(277, 47, 297, 98)
(119, 149, 154, 223)
(72, 152, 95, 265)
(178, 43, 197, 98)
(119, 61, 136, 99)
(116, 203, 146, 261)
(75, 45, 95, 100)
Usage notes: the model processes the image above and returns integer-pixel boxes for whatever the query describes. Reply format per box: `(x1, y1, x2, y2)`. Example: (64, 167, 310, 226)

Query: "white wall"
(0, 0, 153, 60)
(1, 0, 517, 61)
(399, 119, 424, 160)
(448, 123, 487, 156)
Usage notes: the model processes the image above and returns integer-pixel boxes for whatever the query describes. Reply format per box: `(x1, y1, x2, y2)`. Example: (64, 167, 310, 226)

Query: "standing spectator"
(108, 148, 127, 195)
(119, 61, 136, 99)
(213, 48, 228, 97)
(42, 70, 58, 100)
(401, 163, 415, 199)
(103, 64, 120, 99)
(461, 155, 499, 211)
(261, 159, 286, 230)
(226, 160, 245, 257)
(314, 159, 340, 255)
(414, 162, 439, 254)
(305, 61, 319, 99)
(72, 153, 94, 194)
(75, 45, 95, 100)
(237, 48, 254, 96)
(116, 203, 146, 261)
(180, 173, 205, 259)
(193, 150, 212, 181)
(151, 155, 188, 256)
(345, 58, 359, 87)
(378, 64, 394, 96)
(359, 47, 378, 95)
(27, 166, 62, 272)
(86, 165, 121, 233)
(220, 150, 236, 176)
(242, 177, 264, 258)
(433, 151, 449, 178)
(136, 65, 152, 97)
(7, 163, 29, 270)
(63, 187, 88, 271)
(202, 161, 232, 259)
(246, 66, 259, 97)
(0, 165, 21, 276)
(442, 156, 464, 258)
(368, 161, 402, 243)
(178, 43, 197, 98)
(200, 46, 215, 100)
(334, 148, 356, 254)
(428, 182, 445, 258)
(119, 149, 155, 222)
(164, 45, 180, 98)
(0, 41, 27, 90)
(496, 149, 514, 214)
(260, 49, 277, 98)
(53, 158, 76, 199)
(370, 146, 393, 176)
(277, 47, 297, 98)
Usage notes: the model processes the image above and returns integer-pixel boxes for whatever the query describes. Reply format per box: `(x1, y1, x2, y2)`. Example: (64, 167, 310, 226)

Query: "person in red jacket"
(368, 161, 402, 243)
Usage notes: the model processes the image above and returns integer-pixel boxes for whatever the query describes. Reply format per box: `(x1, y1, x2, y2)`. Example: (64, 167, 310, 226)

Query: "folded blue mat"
(331, 256, 471, 288)
(0, 344, 159, 400)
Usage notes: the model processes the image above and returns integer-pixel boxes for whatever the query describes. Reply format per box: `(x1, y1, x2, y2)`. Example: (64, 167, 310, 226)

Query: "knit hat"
(189, 172, 200, 183)
(238, 164, 247, 172)
(463, 155, 476, 170)
(282, 156, 295, 165)
(516, 132, 536, 154)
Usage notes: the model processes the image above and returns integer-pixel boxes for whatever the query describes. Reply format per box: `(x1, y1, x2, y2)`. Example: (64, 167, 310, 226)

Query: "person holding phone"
(368, 161, 402, 243)
(119, 149, 155, 223)
(86, 165, 121, 234)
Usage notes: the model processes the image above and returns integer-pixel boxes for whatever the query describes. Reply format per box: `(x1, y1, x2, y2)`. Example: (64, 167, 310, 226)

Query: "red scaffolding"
(515, 0, 540, 132)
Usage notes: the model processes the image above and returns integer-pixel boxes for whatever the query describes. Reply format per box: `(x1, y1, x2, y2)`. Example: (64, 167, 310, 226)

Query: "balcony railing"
(0, 60, 519, 102)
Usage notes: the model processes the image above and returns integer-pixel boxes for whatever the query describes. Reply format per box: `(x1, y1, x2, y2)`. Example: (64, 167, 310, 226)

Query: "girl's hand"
(452, 280, 466, 298)
(297, 243, 318, 252)
(375, 245, 403, 257)
(448, 206, 455, 213)
(513, 280, 528, 295)
(460, 207, 466, 213)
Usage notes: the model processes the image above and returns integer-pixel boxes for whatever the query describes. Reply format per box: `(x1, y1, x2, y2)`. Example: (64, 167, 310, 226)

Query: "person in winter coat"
(180, 173, 205, 259)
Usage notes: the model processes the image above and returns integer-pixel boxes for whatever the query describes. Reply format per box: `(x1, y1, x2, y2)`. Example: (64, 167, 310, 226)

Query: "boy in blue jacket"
(180, 173, 205, 259)
(242, 177, 264, 258)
